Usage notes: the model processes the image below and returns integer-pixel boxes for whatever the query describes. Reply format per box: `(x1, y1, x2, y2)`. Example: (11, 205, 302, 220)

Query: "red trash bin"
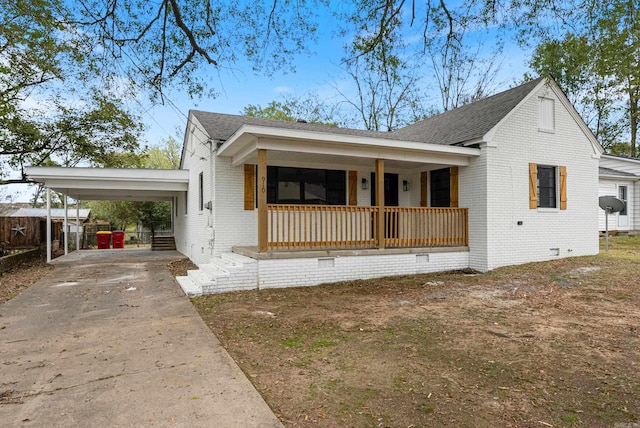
(112, 231, 125, 249)
(96, 231, 112, 249)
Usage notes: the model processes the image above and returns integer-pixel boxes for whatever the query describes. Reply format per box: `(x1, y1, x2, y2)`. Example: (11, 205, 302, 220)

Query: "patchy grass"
(192, 236, 640, 427)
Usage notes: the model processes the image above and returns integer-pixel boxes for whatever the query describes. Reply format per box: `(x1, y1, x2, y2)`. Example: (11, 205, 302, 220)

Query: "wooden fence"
(0, 217, 62, 249)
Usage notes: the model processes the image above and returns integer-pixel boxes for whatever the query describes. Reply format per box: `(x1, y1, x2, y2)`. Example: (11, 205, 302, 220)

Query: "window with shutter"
(450, 166, 459, 208)
(244, 164, 255, 210)
(348, 171, 358, 206)
(420, 171, 428, 207)
(530, 163, 566, 209)
(529, 163, 538, 209)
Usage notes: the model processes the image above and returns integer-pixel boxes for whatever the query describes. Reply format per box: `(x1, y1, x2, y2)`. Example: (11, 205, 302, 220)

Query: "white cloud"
(273, 86, 293, 94)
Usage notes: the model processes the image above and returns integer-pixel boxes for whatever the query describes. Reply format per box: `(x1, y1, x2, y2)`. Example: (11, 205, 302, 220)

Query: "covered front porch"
(217, 123, 480, 255)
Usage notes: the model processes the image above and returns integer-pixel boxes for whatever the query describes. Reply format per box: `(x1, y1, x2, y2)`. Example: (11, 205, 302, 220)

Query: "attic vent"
(296, 119, 307, 123)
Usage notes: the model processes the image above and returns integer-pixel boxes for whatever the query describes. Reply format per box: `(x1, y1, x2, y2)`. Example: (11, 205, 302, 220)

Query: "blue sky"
(138, 10, 534, 146)
(4, 5, 534, 202)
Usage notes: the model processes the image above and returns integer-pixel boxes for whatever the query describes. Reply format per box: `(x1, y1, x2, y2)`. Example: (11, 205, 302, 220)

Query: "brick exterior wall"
(212, 156, 258, 253)
(256, 250, 469, 290)
(481, 83, 600, 269)
(174, 116, 216, 265)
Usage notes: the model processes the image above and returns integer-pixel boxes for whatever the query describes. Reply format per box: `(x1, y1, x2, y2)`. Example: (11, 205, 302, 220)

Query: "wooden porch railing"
(268, 204, 379, 250)
(383, 207, 468, 247)
(266, 204, 468, 250)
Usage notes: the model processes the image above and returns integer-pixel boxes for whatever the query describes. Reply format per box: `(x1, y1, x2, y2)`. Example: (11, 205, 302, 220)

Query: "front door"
(371, 173, 399, 239)
(618, 185, 629, 228)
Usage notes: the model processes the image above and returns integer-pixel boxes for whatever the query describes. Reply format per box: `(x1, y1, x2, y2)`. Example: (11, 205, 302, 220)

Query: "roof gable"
(392, 78, 544, 145)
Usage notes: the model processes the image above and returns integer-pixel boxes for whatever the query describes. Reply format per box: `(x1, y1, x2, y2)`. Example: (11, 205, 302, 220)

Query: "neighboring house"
(599, 154, 640, 233)
(172, 76, 603, 295)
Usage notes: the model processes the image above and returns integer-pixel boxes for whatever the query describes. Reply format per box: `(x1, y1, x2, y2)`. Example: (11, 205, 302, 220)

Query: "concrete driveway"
(0, 249, 282, 428)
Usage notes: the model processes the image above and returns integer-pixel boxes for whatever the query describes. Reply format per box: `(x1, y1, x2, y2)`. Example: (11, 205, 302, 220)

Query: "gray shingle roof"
(190, 77, 545, 146)
(393, 78, 544, 145)
(190, 110, 399, 143)
(599, 166, 638, 177)
(9, 208, 92, 219)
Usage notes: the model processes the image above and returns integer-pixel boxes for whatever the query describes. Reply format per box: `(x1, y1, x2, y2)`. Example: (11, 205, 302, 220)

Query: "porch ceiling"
(25, 166, 189, 201)
(217, 125, 480, 169)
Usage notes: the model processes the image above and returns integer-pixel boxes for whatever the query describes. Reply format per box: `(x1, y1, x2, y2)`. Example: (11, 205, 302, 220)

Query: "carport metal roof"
(25, 166, 189, 201)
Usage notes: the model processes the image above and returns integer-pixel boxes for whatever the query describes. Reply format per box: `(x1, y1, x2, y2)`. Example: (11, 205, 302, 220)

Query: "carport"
(25, 166, 189, 262)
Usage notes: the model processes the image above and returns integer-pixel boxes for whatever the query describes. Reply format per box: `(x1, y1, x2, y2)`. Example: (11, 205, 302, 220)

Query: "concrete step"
(175, 276, 202, 297)
(212, 256, 241, 269)
(199, 262, 230, 278)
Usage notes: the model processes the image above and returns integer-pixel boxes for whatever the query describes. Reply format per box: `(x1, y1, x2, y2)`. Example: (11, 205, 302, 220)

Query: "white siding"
(599, 155, 640, 231)
(598, 178, 636, 231)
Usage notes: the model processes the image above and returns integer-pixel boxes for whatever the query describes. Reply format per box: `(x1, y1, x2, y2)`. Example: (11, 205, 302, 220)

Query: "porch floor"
(232, 245, 469, 260)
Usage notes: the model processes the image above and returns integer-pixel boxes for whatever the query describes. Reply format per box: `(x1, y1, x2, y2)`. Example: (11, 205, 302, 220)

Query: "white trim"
(601, 153, 640, 165)
(217, 125, 479, 167)
(26, 167, 189, 201)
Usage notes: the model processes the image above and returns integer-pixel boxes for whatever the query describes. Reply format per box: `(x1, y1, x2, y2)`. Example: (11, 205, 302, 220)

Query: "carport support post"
(46, 187, 51, 263)
(76, 201, 80, 251)
(375, 159, 385, 249)
(64, 195, 68, 255)
(257, 149, 268, 252)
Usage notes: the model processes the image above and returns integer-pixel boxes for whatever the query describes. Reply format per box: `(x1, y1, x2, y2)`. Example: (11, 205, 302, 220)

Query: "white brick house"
(598, 154, 640, 233)
(173, 76, 603, 295)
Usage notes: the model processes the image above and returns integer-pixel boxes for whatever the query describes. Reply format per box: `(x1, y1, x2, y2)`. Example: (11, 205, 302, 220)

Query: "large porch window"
(430, 168, 450, 207)
(267, 166, 346, 205)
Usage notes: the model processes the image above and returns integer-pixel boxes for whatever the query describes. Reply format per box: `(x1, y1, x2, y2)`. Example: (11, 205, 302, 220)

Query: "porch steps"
(175, 253, 258, 297)
(152, 236, 176, 251)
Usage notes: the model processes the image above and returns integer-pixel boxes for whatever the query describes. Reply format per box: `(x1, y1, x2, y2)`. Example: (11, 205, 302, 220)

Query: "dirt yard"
(0, 253, 58, 304)
(192, 238, 640, 427)
(2, 240, 638, 427)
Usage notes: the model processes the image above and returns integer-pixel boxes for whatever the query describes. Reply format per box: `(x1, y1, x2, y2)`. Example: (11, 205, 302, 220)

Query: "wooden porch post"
(375, 159, 385, 249)
(257, 149, 268, 252)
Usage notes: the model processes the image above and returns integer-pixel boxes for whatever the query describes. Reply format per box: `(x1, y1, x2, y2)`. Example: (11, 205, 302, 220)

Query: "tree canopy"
(528, 0, 639, 155)
(85, 137, 182, 230)
(3, 0, 638, 181)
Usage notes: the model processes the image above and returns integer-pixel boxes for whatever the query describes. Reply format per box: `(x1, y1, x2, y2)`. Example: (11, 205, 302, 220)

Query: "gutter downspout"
(76, 201, 80, 251)
(209, 139, 215, 256)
